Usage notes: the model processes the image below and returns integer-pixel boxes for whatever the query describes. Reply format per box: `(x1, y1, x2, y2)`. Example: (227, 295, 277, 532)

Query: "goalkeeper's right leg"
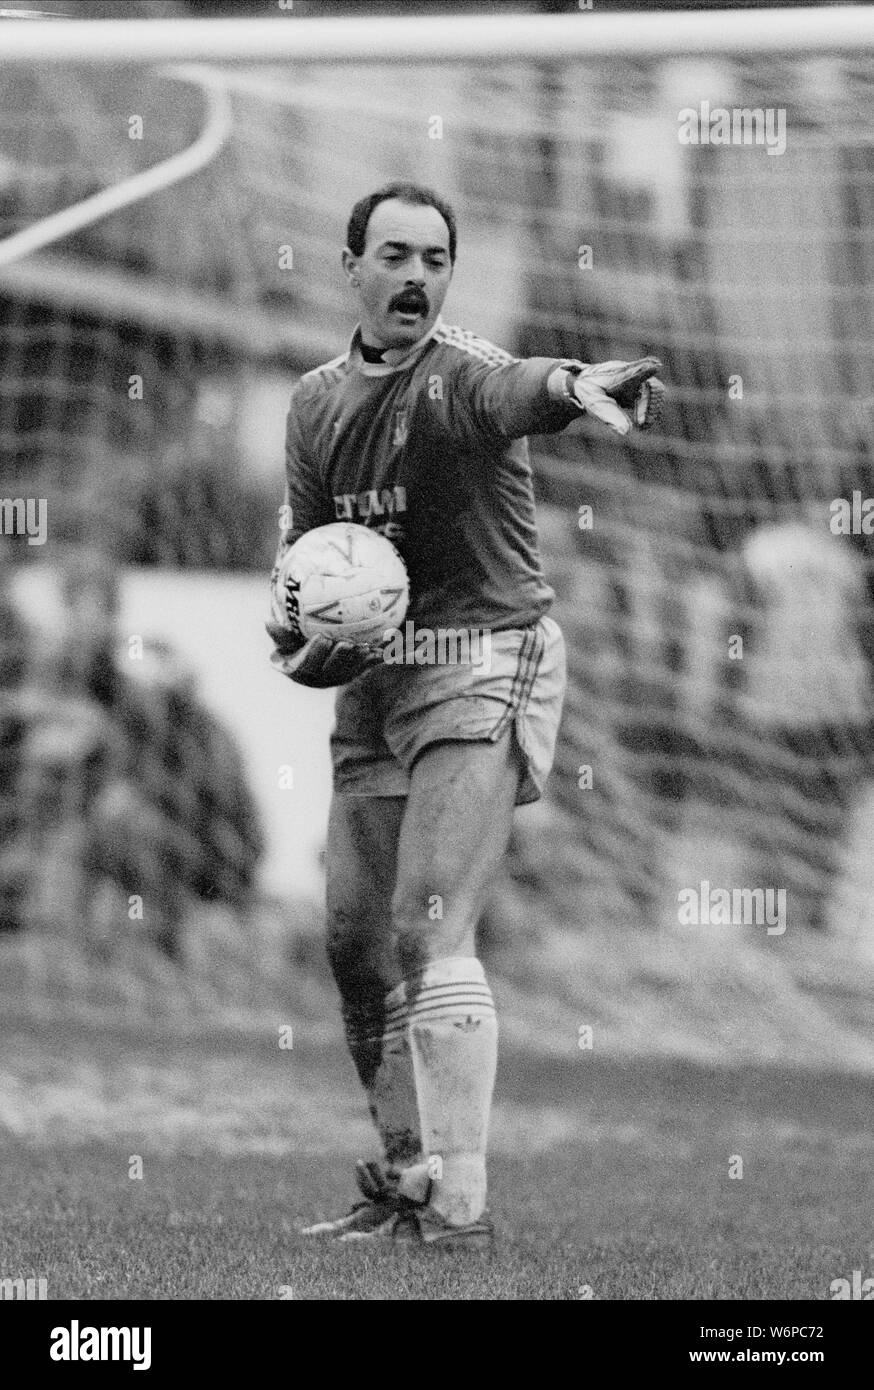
(300, 791, 429, 1235)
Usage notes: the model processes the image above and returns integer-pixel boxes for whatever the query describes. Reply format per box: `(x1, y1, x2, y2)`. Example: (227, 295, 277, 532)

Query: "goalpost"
(2, 6, 874, 953)
(1, 8, 873, 62)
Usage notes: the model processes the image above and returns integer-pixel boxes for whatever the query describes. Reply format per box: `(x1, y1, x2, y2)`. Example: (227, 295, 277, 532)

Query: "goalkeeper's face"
(343, 198, 453, 350)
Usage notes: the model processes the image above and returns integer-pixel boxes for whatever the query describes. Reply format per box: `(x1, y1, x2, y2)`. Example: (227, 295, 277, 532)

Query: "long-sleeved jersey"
(276, 314, 582, 633)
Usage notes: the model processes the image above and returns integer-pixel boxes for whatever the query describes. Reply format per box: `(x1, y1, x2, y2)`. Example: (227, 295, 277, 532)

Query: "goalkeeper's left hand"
(570, 356, 665, 436)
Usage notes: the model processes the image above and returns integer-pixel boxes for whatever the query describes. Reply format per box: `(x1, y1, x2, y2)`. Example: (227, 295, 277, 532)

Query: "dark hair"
(346, 181, 457, 264)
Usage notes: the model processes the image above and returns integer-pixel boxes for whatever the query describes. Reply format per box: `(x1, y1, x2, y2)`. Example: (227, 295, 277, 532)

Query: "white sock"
(407, 956, 498, 1225)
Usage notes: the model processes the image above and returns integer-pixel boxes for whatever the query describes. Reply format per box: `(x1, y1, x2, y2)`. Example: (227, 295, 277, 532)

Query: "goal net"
(2, 6, 874, 977)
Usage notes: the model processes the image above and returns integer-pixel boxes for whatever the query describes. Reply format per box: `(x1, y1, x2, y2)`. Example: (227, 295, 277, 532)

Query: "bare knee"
(325, 792, 404, 996)
(390, 872, 475, 978)
(326, 899, 396, 1002)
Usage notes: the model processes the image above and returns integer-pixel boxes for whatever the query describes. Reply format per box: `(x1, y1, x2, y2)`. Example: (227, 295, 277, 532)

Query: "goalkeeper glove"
(564, 356, 665, 436)
(266, 623, 385, 689)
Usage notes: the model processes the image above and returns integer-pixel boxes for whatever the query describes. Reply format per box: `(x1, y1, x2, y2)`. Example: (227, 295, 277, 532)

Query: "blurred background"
(1, 0, 873, 1079)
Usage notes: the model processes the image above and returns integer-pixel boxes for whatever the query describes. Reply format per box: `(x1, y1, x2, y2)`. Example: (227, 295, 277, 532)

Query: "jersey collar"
(347, 313, 444, 376)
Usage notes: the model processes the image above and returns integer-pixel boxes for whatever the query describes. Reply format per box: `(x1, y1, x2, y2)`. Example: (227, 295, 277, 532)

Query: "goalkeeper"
(267, 182, 663, 1249)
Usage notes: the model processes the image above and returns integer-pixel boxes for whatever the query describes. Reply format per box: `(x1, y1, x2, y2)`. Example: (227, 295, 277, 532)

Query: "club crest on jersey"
(392, 410, 409, 447)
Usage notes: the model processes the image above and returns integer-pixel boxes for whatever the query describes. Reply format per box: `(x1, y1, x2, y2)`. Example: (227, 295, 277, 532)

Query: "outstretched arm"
(454, 352, 665, 441)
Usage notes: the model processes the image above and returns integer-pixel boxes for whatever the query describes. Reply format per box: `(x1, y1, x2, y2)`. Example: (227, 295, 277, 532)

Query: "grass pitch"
(2, 1023, 872, 1300)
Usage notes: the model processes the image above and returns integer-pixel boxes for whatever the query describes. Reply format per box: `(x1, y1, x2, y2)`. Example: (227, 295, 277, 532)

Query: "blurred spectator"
(735, 522, 874, 933)
(0, 543, 32, 931)
(0, 548, 264, 955)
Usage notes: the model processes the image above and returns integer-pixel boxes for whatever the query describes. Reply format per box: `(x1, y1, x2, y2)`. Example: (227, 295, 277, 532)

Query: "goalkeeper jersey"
(278, 314, 581, 633)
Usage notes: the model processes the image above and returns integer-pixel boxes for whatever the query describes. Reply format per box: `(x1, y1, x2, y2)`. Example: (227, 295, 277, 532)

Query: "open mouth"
(392, 299, 428, 317)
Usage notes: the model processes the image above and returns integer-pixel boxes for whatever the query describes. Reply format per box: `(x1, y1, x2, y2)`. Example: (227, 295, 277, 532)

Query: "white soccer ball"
(272, 522, 408, 646)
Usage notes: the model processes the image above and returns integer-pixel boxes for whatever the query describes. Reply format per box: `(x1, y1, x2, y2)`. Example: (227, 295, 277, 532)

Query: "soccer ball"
(272, 522, 409, 646)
